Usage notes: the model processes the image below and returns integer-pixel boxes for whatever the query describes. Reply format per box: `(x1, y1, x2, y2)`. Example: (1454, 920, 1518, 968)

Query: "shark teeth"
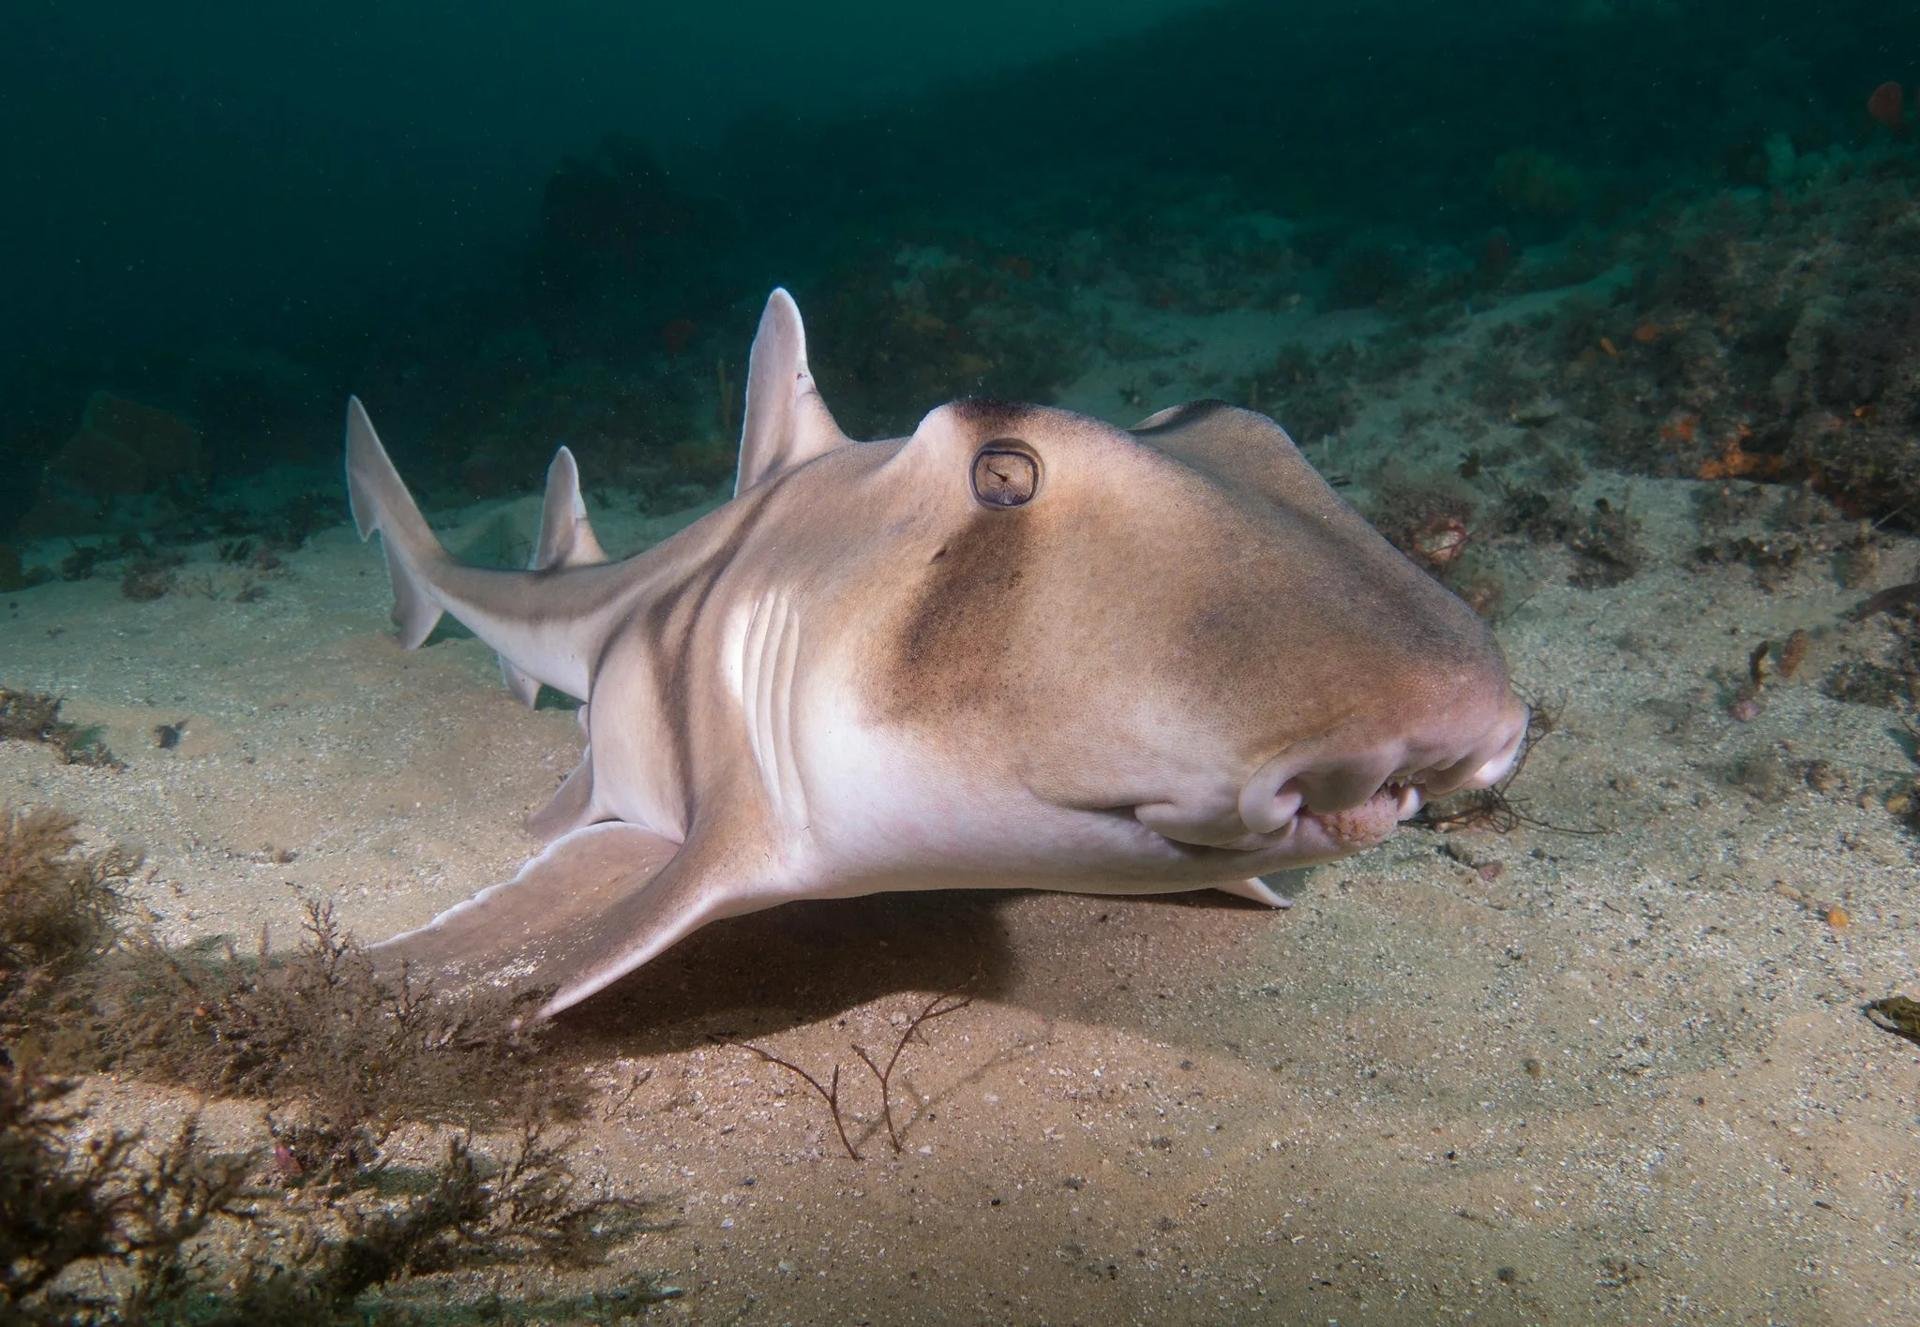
(1393, 783, 1424, 819)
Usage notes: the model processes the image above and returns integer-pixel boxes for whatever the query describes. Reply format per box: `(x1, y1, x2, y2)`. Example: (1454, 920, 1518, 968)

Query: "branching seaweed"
(713, 991, 975, 1161)
(0, 690, 120, 768)
(1, 808, 138, 1038)
(1, 1064, 256, 1325)
(1, 804, 673, 1323)
(2, 1064, 673, 1324)
(711, 1035, 861, 1160)
(1416, 696, 1606, 837)
(852, 993, 974, 1154)
(90, 898, 567, 1137)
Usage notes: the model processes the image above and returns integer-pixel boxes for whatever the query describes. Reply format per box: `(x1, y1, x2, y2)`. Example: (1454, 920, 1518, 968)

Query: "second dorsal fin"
(500, 446, 608, 706)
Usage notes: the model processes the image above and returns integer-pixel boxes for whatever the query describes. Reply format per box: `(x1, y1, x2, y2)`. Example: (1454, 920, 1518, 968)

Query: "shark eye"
(971, 443, 1039, 508)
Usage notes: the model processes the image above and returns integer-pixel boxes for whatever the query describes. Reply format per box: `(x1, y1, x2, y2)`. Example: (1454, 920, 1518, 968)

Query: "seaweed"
(1691, 481, 1769, 531)
(1822, 660, 1917, 709)
(814, 248, 1089, 437)
(0, 806, 672, 1324)
(1889, 714, 1920, 834)
(711, 1034, 860, 1161)
(269, 491, 340, 549)
(0, 808, 137, 1038)
(1567, 498, 1645, 588)
(120, 555, 182, 601)
(278, 1124, 666, 1305)
(1722, 746, 1800, 803)
(713, 991, 975, 1161)
(0, 689, 119, 768)
(1823, 583, 1920, 709)
(58, 545, 104, 582)
(0, 544, 50, 592)
(205, 490, 339, 552)
(1239, 343, 1357, 444)
(1, 1064, 670, 1325)
(88, 899, 570, 1139)
(1534, 170, 1920, 528)
(1365, 479, 1479, 576)
(851, 993, 974, 1155)
(1693, 532, 1809, 591)
(1, 1066, 253, 1325)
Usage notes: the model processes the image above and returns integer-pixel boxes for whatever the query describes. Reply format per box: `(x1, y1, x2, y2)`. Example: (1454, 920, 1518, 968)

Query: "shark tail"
(345, 396, 449, 649)
(499, 447, 610, 705)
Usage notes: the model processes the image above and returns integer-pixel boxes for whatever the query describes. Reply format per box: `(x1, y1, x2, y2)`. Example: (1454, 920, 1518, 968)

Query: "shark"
(347, 288, 1530, 1019)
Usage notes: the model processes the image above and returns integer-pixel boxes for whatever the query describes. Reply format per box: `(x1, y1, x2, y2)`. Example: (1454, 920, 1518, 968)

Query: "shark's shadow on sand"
(552, 886, 1289, 1057)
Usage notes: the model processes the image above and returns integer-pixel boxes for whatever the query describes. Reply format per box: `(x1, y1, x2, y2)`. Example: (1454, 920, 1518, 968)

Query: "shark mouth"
(1287, 780, 1427, 850)
(1151, 779, 1424, 856)
(1136, 706, 1529, 856)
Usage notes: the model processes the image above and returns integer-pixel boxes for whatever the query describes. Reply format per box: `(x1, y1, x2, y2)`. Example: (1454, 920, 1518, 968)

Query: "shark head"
(795, 386, 1528, 888)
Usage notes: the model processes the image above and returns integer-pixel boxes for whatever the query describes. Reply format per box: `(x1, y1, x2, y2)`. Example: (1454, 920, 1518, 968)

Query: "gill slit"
(739, 590, 809, 832)
(772, 594, 808, 830)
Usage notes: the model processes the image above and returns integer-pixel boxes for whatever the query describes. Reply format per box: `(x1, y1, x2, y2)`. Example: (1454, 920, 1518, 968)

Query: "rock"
(46, 392, 204, 498)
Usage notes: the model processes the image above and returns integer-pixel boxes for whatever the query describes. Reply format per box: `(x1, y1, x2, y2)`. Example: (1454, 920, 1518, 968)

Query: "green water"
(0, 0, 1914, 534)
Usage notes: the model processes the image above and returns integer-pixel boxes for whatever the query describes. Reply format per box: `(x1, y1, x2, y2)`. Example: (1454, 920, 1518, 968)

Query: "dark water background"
(3, 0, 1916, 539)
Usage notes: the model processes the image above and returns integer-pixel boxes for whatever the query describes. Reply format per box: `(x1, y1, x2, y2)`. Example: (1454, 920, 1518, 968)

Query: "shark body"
(348, 289, 1529, 1018)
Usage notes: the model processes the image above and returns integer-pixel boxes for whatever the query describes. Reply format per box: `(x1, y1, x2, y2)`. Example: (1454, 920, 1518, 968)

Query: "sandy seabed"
(5, 295, 1919, 1326)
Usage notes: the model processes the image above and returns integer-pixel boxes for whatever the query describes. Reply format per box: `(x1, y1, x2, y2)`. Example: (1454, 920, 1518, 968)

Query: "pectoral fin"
(1217, 876, 1293, 908)
(527, 752, 599, 840)
(372, 821, 753, 1018)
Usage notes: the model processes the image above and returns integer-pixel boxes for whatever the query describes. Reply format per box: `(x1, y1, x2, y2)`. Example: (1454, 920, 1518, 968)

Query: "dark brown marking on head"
(946, 397, 1031, 434)
(880, 507, 1031, 722)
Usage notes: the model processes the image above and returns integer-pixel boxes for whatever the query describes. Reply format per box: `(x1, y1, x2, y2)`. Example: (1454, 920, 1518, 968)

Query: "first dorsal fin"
(734, 288, 849, 496)
(501, 446, 608, 706)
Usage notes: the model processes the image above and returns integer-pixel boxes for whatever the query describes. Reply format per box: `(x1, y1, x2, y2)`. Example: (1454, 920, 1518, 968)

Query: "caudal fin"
(345, 396, 447, 649)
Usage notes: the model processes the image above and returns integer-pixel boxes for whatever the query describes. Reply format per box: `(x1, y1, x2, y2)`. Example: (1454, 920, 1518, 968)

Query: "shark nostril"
(1261, 783, 1304, 832)
(1239, 757, 1304, 834)
(1234, 701, 1528, 835)
(1242, 753, 1398, 830)
(1423, 705, 1530, 795)
(1466, 709, 1530, 788)
(1415, 752, 1482, 797)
